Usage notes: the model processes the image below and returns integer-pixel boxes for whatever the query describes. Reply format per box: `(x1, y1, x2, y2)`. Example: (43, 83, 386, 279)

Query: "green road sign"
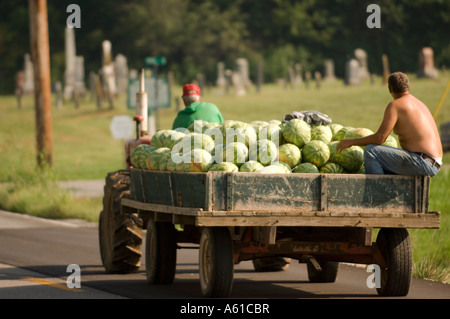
(127, 76, 171, 112)
(145, 56, 167, 66)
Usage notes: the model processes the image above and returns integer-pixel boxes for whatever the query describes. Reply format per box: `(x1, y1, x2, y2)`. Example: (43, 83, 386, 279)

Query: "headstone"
(23, 54, 34, 94)
(382, 54, 390, 85)
(196, 73, 206, 92)
(74, 56, 86, 95)
(216, 62, 227, 90)
(294, 63, 303, 85)
(323, 60, 336, 81)
(354, 48, 370, 79)
(417, 47, 438, 79)
(345, 58, 360, 85)
(101, 40, 117, 108)
(64, 27, 76, 100)
(232, 71, 246, 96)
(114, 54, 128, 94)
(235, 58, 252, 91)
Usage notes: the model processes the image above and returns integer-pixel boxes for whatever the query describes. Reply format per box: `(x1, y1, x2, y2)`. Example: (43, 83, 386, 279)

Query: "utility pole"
(29, 0, 53, 168)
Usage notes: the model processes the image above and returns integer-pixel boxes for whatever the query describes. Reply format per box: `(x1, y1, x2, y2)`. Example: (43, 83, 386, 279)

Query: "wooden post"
(29, 0, 53, 167)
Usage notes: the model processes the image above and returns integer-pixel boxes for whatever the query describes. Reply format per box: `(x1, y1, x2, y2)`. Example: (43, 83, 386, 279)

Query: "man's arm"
(336, 102, 398, 152)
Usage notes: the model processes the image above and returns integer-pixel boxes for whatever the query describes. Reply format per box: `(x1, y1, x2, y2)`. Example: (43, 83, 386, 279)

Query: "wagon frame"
(99, 169, 440, 297)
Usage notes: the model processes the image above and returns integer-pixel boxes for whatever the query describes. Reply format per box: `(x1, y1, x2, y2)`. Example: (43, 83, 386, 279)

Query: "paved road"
(0, 209, 449, 303)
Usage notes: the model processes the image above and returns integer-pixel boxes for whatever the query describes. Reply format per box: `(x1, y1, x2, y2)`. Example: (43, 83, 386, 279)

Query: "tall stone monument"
(101, 40, 117, 107)
(64, 27, 85, 100)
(114, 54, 128, 94)
(23, 53, 34, 94)
(235, 58, 252, 95)
(345, 58, 360, 86)
(354, 48, 370, 79)
(74, 56, 86, 94)
(216, 62, 227, 89)
(417, 47, 438, 79)
(64, 27, 76, 99)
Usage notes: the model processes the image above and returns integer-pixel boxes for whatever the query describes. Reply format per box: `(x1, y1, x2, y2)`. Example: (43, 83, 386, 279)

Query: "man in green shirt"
(172, 84, 224, 129)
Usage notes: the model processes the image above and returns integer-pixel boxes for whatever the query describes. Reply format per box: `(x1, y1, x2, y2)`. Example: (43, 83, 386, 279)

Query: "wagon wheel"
(199, 227, 234, 298)
(375, 228, 412, 296)
(307, 261, 339, 283)
(99, 170, 143, 273)
(145, 219, 177, 284)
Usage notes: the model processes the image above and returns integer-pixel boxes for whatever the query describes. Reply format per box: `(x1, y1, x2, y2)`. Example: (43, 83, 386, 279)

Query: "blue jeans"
(364, 144, 440, 176)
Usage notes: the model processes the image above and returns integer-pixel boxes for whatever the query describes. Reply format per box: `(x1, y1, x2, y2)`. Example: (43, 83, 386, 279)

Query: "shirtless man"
(336, 72, 442, 176)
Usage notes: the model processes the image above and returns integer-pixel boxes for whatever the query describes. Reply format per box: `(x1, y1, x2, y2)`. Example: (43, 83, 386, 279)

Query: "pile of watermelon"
(130, 119, 398, 174)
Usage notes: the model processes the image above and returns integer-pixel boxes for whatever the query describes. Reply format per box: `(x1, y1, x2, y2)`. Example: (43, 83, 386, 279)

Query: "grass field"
(0, 73, 449, 283)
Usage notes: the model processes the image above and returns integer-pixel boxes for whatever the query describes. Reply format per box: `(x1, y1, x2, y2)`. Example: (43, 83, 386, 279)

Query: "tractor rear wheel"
(99, 170, 143, 273)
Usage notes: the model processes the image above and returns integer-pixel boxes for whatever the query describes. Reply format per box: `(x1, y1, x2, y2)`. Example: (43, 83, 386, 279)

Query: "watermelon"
(151, 130, 185, 149)
(383, 135, 399, 148)
(157, 150, 172, 171)
(249, 139, 278, 165)
(330, 123, 344, 138)
(332, 126, 354, 141)
(139, 146, 154, 169)
(273, 161, 292, 173)
(130, 144, 154, 168)
(216, 142, 249, 167)
(258, 124, 283, 145)
(293, 162, 319, 173)
(181, 148, 213, 172)
(311, 125, 332, 144)
(327, 141, 339, 163)
(208, 162, 239, 172)
(301, 140, 330, 168)
(256, 164, 289, 174)
(176, 132, 215, 154)
(146, 147, 170, 170)
(223, 126, 257, 149)
(320, 162, 345, 174)
(355, 164, 365, 174)
(333, 145, 364, 172)
(268, 119, 282, 126)
(166, 156, 177, 172)
(278, 143, 301, 168)
(239, 160, 264, 172)
(281, 119, 311, 148)
(250, 120, 269, 127)
(344, 127, 374, 140)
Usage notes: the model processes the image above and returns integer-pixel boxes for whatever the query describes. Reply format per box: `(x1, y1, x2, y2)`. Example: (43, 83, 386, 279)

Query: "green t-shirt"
(172, 101, 224, 129)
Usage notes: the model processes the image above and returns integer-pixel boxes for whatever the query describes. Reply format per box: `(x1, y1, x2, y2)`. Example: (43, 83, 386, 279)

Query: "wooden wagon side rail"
(121, 198, 440, 229)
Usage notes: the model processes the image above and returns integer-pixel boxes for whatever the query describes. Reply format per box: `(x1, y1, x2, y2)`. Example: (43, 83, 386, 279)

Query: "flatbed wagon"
(99, 169, 440, 297)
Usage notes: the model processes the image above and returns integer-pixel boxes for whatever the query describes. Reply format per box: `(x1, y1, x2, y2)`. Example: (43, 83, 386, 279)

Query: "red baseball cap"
(182, 84, 201, 96)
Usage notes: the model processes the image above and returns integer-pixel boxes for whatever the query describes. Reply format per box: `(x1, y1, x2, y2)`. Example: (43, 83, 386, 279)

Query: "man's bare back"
(336, 72, 442, 176)
(391, 94, 442, 159)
